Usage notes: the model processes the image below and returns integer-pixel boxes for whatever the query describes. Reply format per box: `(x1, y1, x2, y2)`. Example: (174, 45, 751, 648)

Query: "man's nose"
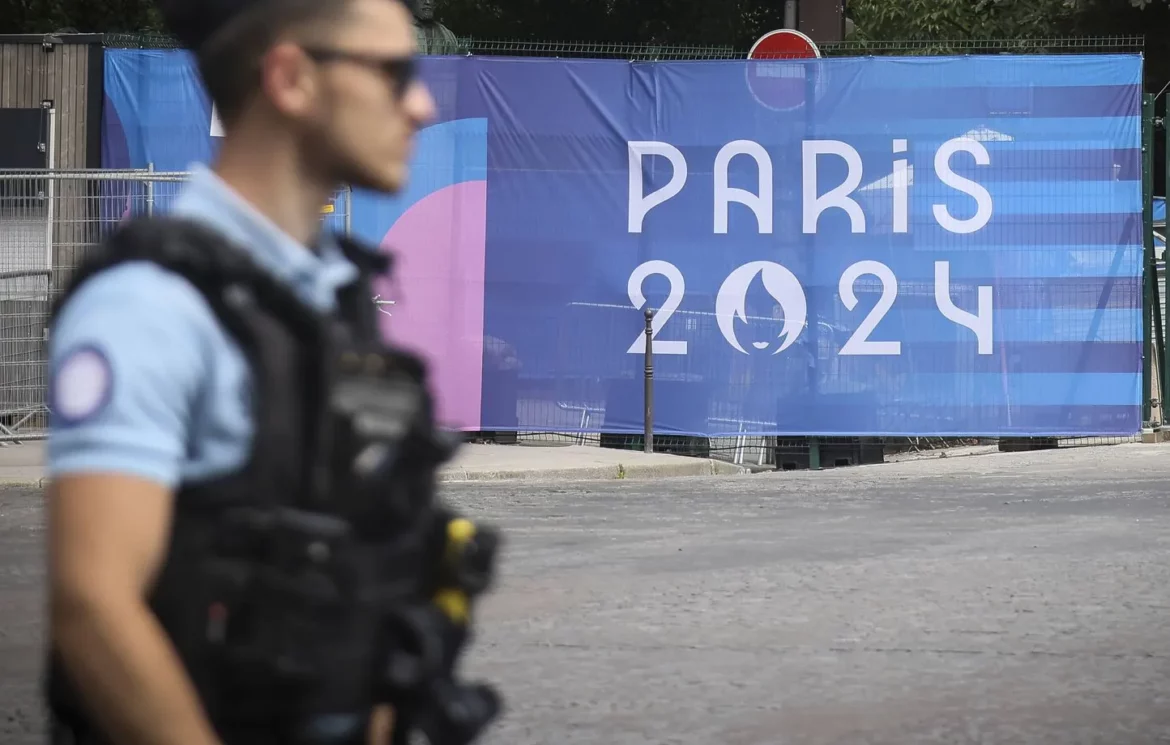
(408, 83, 438, 126)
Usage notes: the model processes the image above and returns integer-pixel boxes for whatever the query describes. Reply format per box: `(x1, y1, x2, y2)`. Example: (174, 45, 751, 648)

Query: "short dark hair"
(190, 0, 360, 126)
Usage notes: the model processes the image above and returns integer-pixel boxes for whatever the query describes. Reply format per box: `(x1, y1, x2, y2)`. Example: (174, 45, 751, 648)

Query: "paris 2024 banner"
(102, 51, 1144, 437)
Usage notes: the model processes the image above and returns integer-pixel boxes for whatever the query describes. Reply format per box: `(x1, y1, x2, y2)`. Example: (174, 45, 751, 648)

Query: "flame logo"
(715, 261, 807, 354)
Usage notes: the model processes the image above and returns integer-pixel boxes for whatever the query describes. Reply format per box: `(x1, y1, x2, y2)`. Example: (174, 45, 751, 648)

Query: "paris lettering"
(628, 136, 994, 235)
(624, 136, 994, 358)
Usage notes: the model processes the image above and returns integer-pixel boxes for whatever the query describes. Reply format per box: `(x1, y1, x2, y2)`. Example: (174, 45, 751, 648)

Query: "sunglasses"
(302, 47, 418, 99)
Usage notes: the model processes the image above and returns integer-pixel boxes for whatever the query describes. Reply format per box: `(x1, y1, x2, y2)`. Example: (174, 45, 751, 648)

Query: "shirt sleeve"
(46, 262, 217, 488)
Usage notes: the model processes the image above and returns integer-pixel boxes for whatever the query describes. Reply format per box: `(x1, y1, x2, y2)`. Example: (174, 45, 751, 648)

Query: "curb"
(2, 461, 752, 487)
(0, 477, 46, 488)
(439, 458, 750, 482)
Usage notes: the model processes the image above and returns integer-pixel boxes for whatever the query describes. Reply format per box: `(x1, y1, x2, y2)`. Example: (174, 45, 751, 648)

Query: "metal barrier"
(105, 32, 1146, 59)
(0, 168, 353, 441)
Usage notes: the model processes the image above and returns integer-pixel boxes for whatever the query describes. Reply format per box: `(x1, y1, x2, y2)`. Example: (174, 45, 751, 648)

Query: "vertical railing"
(1143, 93, 1155, 427)
(1163, 103, 1170, 426)
(643, 309, 653, 453)
(43, 102, 56, 276)
(146, 162, 156, 216)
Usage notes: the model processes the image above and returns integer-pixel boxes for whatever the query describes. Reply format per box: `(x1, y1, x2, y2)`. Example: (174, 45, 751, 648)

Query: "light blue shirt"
(47, 164, 361, 488)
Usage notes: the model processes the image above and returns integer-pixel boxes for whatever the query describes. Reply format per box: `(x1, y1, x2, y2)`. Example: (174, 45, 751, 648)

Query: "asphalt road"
(4, 444, 1170, 744)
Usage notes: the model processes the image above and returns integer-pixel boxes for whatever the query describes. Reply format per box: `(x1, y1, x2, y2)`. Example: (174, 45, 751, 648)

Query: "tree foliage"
(430, 0, 790, 48)
(847, 0, 1083, 42)
(430, 0, 1167, 45)
(2, 0, 1163, 191)
(2, 0, 1166, 47)
(2, 0, 161, 33)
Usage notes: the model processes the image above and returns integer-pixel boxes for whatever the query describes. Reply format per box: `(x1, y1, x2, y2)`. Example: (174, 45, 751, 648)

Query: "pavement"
(5, 442, 1170, 744)
(456, 443, 1170, 745)
(0, 439, 749, 485)
(0, 443, 46, 486)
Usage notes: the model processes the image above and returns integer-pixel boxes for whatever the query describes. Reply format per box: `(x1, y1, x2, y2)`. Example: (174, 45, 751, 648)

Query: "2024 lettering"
(626, 259, 993, 358)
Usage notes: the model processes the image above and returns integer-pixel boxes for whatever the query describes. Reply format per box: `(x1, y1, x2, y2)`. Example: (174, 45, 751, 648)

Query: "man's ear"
(260, 41, 320, 119)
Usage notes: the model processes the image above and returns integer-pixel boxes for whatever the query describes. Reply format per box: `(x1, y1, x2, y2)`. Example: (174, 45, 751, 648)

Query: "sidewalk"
(442, 442, 747, 481)
(0, 440, 748, 486)
(0, 443, 48, 486)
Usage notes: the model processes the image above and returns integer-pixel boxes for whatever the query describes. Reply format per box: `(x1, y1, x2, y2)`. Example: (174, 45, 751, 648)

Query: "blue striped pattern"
(905, 373, 1140, 407)
(98, 50, 1150, 436)
(838, 308, 1139, 343)
(815, 55, 1143, 89)
(852, 180, 1142, 215)
(820, 116, 1140, 140)
(803, 214, 1141, 246)
(475, 54, 1146, 434)
(811, 87, 1139, 121)
(806, 246, 1142, 280)
(723, 308, 1141, 343)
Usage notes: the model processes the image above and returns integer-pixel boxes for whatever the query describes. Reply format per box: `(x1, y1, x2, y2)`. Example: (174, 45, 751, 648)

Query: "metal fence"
(0, 34, 1157, 465)
(102, 32, 1146, 58)
(417, 34, 1148, 460)
(0, 168, 351, 441)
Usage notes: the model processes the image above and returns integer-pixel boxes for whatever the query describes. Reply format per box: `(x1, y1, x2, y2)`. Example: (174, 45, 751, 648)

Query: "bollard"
(643, 309, 654, 453)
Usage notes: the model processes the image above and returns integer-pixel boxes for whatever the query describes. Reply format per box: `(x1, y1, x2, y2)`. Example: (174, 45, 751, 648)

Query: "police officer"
(44, 1, 499, 744)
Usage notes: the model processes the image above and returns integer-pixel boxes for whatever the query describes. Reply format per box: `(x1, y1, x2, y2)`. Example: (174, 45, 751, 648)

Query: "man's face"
(416, 0, 435, 21)
(292, 0, 437, 194)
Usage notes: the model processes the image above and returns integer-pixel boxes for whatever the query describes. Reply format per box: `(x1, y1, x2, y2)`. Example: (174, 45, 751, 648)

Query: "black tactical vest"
(45, 216, 472, 745)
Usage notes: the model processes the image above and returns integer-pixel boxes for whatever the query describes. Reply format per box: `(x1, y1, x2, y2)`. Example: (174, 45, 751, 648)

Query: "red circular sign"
(748, 29, 821, 59)
(746, 29, 822, 112)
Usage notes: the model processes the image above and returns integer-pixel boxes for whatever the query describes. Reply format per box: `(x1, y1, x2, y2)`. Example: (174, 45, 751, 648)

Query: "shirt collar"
(170, 163, 359, 311)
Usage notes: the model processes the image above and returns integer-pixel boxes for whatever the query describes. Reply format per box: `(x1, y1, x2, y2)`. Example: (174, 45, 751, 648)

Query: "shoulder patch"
(51, 345, 114, 425)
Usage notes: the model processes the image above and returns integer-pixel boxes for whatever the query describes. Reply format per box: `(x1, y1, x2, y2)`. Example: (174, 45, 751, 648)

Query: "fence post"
(43, 102, 56, 274)
(1154, 259, 1165, 428)
(643, 309, 653, 453)
(344, 184, 352, 236)
(804, 55, 822, 469)
(1151, 99, 1165, 427)
(1143, 94, 1155, 427)
(1163, 105, 1170, 427)
(146, 162, 156, 217)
